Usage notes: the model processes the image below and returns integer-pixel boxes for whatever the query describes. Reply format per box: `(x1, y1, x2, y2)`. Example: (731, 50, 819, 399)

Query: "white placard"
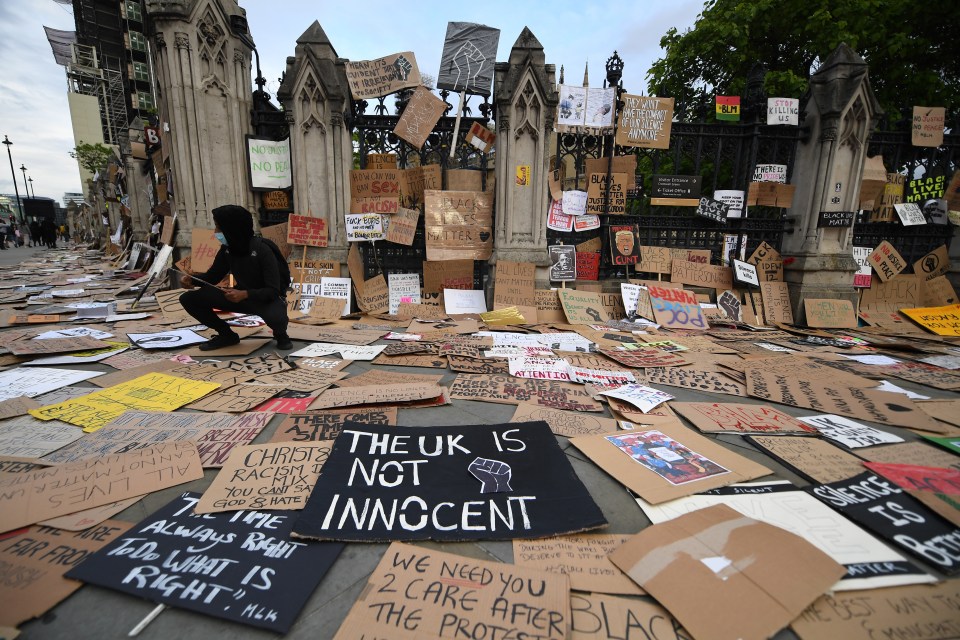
(797, 414, 904, 448)
(753, 164, 787, 183)
(247, 137, 292, 189)
(620, 283, 641, 316)
(598, 384, 674, 413)
(0, 415, 85, 458)
(345, 213, 386, 241)
(288, 343, 387, 360)
(893, 202, 927, 226)
(566, 365, 636, 386)
(320, 277, 352, 316)
(852, 246, 873, 288)
(0, 367, 103, 401)
(732, 259, 760, 286)
(128, 329, 208, 350)
(562, 190, 588, 216)
(35, 327, 113, 340)
(507, 357, 572, 381)
(766, 98, 799, 126)
(714, 190, 745, 218)
(388, 273, 422, 314)
(443, 289, 488, 315)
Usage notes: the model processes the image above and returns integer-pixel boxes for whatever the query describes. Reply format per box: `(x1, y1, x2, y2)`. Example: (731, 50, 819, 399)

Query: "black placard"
(696, 196, 729, 223)
(548, 245, 576, 281)
(652, 175, 702, 199)
(292, 421, 607, 542)
(807, 472, 960, 576)
(66, 492, 343, 633)
(817, 210, 855, 228)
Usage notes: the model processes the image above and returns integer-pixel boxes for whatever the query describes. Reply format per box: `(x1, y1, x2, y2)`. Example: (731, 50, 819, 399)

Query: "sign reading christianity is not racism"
(437, 22, 500, 95)
(66, 492, 344, 633)
(344, 51, 421, 99)
(291, 421, 607, 541)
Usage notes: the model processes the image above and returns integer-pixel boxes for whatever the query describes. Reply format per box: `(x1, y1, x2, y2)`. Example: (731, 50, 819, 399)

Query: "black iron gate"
(349, 90, 493, 288)
(549, 56, 801, 280)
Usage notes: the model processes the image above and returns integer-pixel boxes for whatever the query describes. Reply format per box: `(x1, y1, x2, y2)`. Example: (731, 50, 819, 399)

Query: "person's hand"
(223, 288, 249, 303)
(179, 274, 194, 288)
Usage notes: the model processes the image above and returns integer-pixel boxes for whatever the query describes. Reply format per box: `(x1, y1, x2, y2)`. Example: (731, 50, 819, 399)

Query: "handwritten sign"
(66, 492, 343, 632)
(818, 210, 855, 227)
(559, 288, 609, 324)
(385, 207, 419, 246)
(671, 259, 734, 290)
(912, 106, 945, 147)
(394, 86, 445, 149)
(616, 95, 673, 148)
(345, 213, 385, 241)
(696, 196, 728, 223)
(899, 304, 960, 336)
(424, 190, 493, 261)
(190, 228, 221, 272)
(388, 273, 421, 314)
(450, 374, 604, 411)
(767, 97, 799, 125)
(805, 298, 857, 328)
(514, 534, 642, 595)
(674, 402, 816, 435)
(286, 214, 328, 248)
(586, 172, 627, 214)
(715, 95, 740, 121)
(334, 542, 570, 639)
(247, 137, 291, 190)
(753, 164, 787, 183)
(867, 241, 907, 282)
(648, 285, 706, 330)
(575, 252, 600, 280)
(760, 281, 794, 325)
(344, 51, 421, 99)
(268, 409, 396, 443)
(562, 190, 587, 215)
(291, 422, 605, 541)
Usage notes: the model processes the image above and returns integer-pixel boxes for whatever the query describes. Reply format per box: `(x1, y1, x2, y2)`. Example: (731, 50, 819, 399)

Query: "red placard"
(287, 214, 329, 247)
(575, 252, 600, 280)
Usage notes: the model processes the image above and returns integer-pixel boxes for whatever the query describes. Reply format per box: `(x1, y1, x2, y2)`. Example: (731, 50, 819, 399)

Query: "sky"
(0, 0, 704, 205)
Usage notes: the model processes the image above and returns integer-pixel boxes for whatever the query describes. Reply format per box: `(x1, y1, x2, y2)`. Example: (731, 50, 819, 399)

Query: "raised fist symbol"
(468, 457, 513, 494)
(391, 55, 413, 82)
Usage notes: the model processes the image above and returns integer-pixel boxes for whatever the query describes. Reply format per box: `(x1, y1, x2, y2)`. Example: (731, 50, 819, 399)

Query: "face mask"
(214, 232, 228, 246)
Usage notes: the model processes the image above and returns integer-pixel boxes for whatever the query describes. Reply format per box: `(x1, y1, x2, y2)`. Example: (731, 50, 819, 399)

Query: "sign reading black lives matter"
(806, 472, 960, 576)
(696, 196, 729, 223)
(66, 492, 344, 633)
(437, 22, 500, 95)
(292, 422, 606, 542)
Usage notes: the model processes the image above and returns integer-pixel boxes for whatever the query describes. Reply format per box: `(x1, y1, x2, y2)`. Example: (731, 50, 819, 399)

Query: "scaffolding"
(66, 43, 128, 146)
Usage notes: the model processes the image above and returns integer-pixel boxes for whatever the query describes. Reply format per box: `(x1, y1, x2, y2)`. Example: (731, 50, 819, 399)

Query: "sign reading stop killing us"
(291, 422, 606, 542)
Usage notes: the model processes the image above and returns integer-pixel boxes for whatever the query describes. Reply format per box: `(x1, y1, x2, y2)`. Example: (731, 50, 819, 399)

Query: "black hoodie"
(192, 205, 285, 303)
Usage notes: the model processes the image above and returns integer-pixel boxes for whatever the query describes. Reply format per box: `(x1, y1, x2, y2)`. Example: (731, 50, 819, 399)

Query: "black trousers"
(180, 287, 288, 337)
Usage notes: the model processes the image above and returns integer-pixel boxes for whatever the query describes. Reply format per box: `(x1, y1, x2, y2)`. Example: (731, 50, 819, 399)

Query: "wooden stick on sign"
(449, 89, 467, 159)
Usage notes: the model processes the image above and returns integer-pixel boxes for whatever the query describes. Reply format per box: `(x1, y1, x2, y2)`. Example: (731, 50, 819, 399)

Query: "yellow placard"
(480, 306, 527, 327)
(29, 373, 220, 432)
(899, 304, 960, 336)
(515, 165, 531, 187)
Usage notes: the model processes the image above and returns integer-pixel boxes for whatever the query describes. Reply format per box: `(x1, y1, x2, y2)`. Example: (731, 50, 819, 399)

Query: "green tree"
(69, 141, 114, 175)
(646, 0, 959, 123)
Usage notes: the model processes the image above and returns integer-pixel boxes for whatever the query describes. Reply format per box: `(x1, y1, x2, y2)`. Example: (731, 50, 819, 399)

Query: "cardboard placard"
(872, 173, 905, 222)
(914, 244, 950, 281)
(188, 383, 284, 413)
(899, 303, 960, 336)
(196, 442, 331, 513)
(805, 298, 857, 328)
(867, 240, 907, 282)
(449, 373, 604, 412)
(45, 411, 271, 467)
(509, 403, 620, 438)
(586, 172, 627, 214)
(513, 534, 643, 595)
(610, 504, 844, 640)
(570, 420, 771, 504)
(912, 106, 945, 147)
(0, 520, 130, 626)
(291, 422, 606, 541)
(393, 86, 446, 149)
(535, 289, 567, 323)
(673, 402, 816, 435)
(286, 213, 329, 248)
(344, 213, 385, 242)
(637, 246, 711, 275)
(616, 95, 673, 148)
(190, 228, 221, 272)
(636, 481, 932, 592)
(385, 207, 419, 246)
(558, 288, 610, 324)
(424, 190, 493, 261)
(0, 442, 202, 534)
(493, 260, 537, 320)
(344, 51, 421, 99)
(268, 409, 397, 443)
(794, 582, 960, 640)
(400, 164, 442, 206)
(29, 373, 220, 433)
(66, 492, 342, 633)
(671, 259, 734, 291)
(648, 285, 707, 330)
(422, 259, 474, 293)
(261, 190, 291, 210)
(797, 414, 904, 449)
(807, 471, 960, 575)
(334, 542, 569, 640)
(748, 436, 867, 484)
(307, 382, 442, 409)
(0, 415, 84, 458)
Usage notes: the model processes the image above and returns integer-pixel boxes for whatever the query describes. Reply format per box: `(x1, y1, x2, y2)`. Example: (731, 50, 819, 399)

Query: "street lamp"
(28, 177, 34, 198)
(1, 136, 23, 224)
(19, 165, 29, 201)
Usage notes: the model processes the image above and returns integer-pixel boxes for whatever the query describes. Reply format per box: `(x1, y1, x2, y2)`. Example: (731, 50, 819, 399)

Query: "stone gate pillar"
(492, 28, 558, 266)
(276, 22, 352, 264)
(782, 44, 882, 318)
(145, 0, 256, 248)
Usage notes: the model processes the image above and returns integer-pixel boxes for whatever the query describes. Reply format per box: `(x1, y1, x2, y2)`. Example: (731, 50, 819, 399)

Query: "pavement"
(3, 245, 958, 640)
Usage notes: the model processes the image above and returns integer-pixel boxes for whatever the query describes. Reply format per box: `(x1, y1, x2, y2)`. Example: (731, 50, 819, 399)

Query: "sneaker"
(275, 334, 293, 350)
(199, 332, 241, 351)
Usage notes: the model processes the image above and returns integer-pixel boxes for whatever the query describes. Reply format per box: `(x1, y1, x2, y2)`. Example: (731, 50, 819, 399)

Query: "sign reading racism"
(65, 492, 344, 632)
(291, 422, 606, 541)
